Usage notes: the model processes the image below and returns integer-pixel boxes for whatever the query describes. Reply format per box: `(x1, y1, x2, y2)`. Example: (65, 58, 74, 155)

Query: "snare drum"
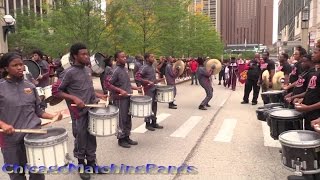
(279, 130, 320, 174)
(88, 106, 119, 137)
(269, 109, 303, 140)
(261, 90, 285, 104)
(24, 127, 68, 167)
(130, 96, 152, 117)
(43, 85, 53, 102)
(36, 87, 45, 98)
(156, 85, 174, 103)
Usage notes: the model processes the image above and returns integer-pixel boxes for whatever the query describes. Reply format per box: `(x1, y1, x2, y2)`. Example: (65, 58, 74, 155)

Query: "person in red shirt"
(189, 58, 199, 85)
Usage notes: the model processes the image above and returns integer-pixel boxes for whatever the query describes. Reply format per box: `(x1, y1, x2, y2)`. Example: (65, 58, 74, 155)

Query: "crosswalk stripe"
(132, 113, 171, 133)
(214, 118, 237, 142)
(261, 121, 281, 148)
(170, 116, 202, 138)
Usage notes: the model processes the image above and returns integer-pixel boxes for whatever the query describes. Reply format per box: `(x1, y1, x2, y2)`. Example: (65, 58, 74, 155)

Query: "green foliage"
(8, 0, 223, 59)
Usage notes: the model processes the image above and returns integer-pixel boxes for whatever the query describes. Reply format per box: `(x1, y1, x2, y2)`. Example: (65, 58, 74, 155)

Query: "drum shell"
(90, 53, 105, 74)
(24, 128, 68, 167)
(279, 130, 320, 174)
(156, 85, 174, 103)
(128, 63, 135, 70)
(36, 87, 45, 98)
(261, 91, 285, 104)
(256, 109, 266, 121)
(130, 96, 152, 118)
(270, 116, 303, 140)
(43, 85, 53, 102)
(265, 107, 285, 126)
(88, 106, 119, 137)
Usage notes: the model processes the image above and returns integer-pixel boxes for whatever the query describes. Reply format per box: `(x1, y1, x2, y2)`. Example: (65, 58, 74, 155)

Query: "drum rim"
(269, 109, 303, 119)
(282, 163, 320, 174)
(130, 95, 152, 102)
(156, 85, 175, 90)
(279, 130, 320, 148)
(88, 105, 119, 117)
(24, 128, 68, 147)
(261, 90, 285, 95)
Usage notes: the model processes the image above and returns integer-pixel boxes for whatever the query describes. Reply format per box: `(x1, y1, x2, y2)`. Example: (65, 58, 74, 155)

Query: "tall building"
(3, 0, 55, 17)
(220, 0, 273, 46)
(189, 0, 221, 30)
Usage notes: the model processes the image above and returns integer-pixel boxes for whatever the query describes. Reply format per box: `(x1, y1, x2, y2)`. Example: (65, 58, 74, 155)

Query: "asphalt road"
(0, 78, 293, 180)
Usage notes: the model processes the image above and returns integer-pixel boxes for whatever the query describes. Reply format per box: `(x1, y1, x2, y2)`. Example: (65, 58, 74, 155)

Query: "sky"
(273, 0, 279, 44)
(100, 0, 280, 44)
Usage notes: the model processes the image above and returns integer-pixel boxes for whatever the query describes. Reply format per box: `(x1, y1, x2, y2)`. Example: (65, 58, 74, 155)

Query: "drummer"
(295, 47, 320, 131)
(284, 46, 307, 92)
(165, 56, 180, 109)
(135, 53, 164, 131)
(52, 43, 107, 179)
(104, 51, 141, 148)
(32, 50, 50, 110)
(285, 54, 315, 107)
(133, 55, 144, 88)
(0, 52, 62, 180)
(197, 57, 215, 110)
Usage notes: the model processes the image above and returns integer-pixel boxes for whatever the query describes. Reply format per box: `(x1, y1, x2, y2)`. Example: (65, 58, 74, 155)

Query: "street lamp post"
(301, 6, 310, 51)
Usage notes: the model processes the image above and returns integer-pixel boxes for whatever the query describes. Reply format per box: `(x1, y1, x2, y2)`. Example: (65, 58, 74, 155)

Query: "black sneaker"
(79, 172, 91, 180)
(118, 138, 131, 148)
(169, 106, 177, 109)
(145, 123, 155, 131)
(218, 82, 221, 85)
(205, 104, 211, 107)
(198, 105, 207, 110)
(152, 123, 163, 129)
(252, 102, 257, 105)
(125, 136, 138, 145)
(87, 161, 105, 174)
(241, 101, 249, 104)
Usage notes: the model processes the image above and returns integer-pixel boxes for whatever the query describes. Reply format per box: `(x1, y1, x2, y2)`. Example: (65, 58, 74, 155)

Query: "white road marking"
(214, 118, 237, 142)
(132, 113, 171, 133)
(219, 99, 227, 107)
(261, 121, 281, 148)
(170, 116, 202, 138)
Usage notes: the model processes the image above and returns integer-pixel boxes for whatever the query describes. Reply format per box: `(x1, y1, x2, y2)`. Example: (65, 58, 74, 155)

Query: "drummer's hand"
(96, 93, 108, 101)
(293, 98, 303, 104)
(73, 97, 85, 108)
(52, 112, 63, 121)
(0, 123, 14, 134)
(147, 81, 154, 86)
(285, 97, 293, 103)
(311, 118, 320, 133)
(119, 90, 128, 96)
(295, 103, 311, 112)
(36, 75, 43, 80)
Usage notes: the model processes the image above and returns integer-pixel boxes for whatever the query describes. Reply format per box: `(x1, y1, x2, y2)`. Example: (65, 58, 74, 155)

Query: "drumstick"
(141, 86, 145, 96)
(0, 129, 47, 134)
(42, 112, 63, 126)
(71, 104, 106, 108)
(164, 78, 167, 85)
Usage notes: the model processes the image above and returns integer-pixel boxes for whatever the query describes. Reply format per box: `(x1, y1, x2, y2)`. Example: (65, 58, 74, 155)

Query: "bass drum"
(23, 60, 41, 79)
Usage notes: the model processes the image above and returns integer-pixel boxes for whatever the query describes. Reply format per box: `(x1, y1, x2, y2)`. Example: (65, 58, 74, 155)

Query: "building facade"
(278, 0, 320, 50)
(188, 0, 221, 31)
(220, 0, 273, 46)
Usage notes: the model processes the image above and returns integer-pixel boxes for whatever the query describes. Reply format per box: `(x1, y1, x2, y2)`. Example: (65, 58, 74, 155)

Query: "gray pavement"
(0, 78, 294, 180)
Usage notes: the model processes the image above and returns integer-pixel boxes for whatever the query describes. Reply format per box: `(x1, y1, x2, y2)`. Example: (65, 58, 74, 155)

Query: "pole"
(0, 0, 8, 53)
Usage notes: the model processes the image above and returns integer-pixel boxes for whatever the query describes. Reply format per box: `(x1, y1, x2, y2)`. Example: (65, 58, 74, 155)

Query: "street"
(0, 78, 292, 180)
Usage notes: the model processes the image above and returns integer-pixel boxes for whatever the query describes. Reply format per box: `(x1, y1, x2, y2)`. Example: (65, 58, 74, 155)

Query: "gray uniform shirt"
(133, 60, 143, 76)
(105, 64, 132, 100)
(165, 63, 178, 85)
(135, 63, 157, 92)
(197, 66, 212, 88)
(53, 65, 97, 116)
(0, 78, 44, 146)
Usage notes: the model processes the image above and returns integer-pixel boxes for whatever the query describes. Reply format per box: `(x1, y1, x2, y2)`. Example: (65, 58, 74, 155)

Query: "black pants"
(191, 72, 198, 84)
(243, 79, 260, 103)
(114, 97, 132, 139)
(1, 143, 45, 180)
(144, 88, 157, 123)
(218, 72, 225, 85)
(200, 85, 213, 106)
(73, 112, 97, 161)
